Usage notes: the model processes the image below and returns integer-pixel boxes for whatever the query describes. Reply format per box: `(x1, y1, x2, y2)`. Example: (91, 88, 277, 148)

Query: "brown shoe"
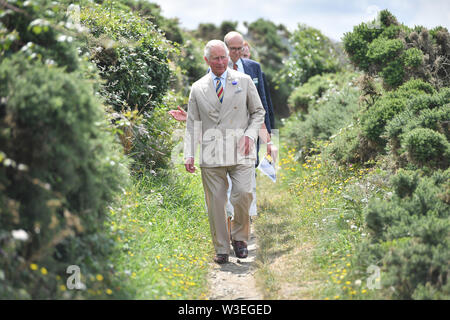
(232, 240, 248, 258)
(214, 254, 229, 264)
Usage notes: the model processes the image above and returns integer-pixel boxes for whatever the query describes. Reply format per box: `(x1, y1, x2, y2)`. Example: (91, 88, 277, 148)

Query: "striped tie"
(215, 77, 224, 103)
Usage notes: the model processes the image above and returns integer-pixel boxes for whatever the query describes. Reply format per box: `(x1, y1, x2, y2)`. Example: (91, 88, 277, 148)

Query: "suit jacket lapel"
(201, 76, 222, 111)
(222, 73, 235, 104)
(219, 72, 240, 120)
(241, 58, 250, 75)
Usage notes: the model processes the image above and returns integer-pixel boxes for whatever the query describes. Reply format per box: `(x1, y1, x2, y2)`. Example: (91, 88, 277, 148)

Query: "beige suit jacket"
(184, 68, 265, 167)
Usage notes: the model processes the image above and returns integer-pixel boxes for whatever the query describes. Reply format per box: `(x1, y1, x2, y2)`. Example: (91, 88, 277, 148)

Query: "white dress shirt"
(229, 59, 244, 73)
(210, 69, 228, 91)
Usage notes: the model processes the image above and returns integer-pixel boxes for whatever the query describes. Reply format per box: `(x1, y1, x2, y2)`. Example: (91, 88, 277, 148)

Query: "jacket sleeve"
(184, 86, 201, 160)
(262, 72, 275, 130)
(245, 76, 265, 141)
(254, 64, 272, 134)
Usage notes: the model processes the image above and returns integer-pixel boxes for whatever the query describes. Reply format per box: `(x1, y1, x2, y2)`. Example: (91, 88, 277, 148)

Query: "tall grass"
(107, 168, 213, 299)
(255, 141, 392, 299)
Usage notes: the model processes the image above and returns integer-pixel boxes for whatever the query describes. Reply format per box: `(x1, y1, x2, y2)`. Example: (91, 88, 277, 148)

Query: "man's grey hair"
(204, 40, 229, 60)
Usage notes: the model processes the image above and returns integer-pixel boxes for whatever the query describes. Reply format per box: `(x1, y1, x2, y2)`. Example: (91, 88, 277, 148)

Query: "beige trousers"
(200, 164, 253, 255)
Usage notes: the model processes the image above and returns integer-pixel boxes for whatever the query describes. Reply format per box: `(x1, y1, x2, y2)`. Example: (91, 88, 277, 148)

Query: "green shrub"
(390, 169, 420, 198)
(79, 3, 178, 171)
(280, 25, 342, 88)
(361, 169, 449, 299)
(386, 101, 450, 154)
(361, 79, 436, 146)
(324, 123, 364, 164)
(413, 107, 450, 137)
(128, 95, 181, 172)
(404, 48, 424, 68)
(403, 128, 449, 168)
(362, 97, 406, 146)
(397, 78, 436, 96)
(406, 89, 449, 113)
(0, 0, 131, 299)
(80, 4, 173, 112)
(283, 72, 360, 155)
(380, 59, 405, 88)
(177, 36, 207, 93)
(342, 22, 383, 72)
(0, 55, 129, 299)
(343, 9, 450, 90)
(382, 85, 450, 169)
(287, 72, 357, 113)
(366, 38, 404, 64)
(0, 0, 79, 71)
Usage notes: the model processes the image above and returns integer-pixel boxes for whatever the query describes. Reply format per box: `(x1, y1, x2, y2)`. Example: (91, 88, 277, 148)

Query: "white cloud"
(151, 0, 449, 41)
(407, 0, 450, 29)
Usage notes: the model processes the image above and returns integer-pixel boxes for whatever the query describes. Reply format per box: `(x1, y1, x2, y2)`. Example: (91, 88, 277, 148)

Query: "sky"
(150, 0, 450, 41)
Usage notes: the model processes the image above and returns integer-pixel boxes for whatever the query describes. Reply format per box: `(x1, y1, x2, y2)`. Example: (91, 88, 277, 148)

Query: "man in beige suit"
(184, 40, 265, 264)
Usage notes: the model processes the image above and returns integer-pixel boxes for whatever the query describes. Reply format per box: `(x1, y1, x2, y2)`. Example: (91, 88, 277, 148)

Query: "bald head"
(224, 31, 244, 63)
(224, 31, 243, 45)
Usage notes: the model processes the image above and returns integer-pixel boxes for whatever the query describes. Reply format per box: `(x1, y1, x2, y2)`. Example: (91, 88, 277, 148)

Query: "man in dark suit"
(222, 31, 276, 240)
(243, 41, 275, 131)
(224, 31, 273, 164)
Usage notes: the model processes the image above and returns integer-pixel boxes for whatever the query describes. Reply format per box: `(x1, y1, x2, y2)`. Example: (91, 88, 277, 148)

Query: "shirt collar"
(236, 58, 243, 70)
(210, 69, 228, 82)
(229, 59, 243, 69)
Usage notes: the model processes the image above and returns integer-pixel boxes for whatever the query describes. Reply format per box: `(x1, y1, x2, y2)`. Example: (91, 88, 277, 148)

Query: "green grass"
(255, 141, 392, 299)
(107, 167, 213, 299)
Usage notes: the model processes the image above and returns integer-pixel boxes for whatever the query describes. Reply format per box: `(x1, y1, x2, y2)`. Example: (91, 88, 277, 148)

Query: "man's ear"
(204, 56, 209, 64)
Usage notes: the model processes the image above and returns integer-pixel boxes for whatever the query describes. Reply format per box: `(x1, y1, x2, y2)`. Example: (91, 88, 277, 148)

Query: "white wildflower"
(12, 229, 29, 241)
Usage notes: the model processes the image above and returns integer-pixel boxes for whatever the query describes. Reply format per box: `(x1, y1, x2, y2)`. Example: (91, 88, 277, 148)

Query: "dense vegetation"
(0, 0, 130, 298)
(0, 0, 448, 300)
(282, 9, 449, 299)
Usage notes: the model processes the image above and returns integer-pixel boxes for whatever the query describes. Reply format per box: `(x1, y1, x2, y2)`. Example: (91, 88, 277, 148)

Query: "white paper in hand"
(257, 156, 276, 182)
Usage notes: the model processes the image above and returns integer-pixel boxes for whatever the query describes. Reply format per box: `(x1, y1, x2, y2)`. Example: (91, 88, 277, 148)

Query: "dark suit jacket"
(241, 58, 271, 134)
(262, 72, 275, 130)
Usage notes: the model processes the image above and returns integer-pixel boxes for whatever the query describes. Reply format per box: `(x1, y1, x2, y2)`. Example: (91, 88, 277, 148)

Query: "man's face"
(205, 45, 229, 77)
(227, 36, 244, 63)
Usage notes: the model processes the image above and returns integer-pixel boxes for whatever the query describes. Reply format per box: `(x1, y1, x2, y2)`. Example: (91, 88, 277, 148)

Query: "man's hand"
(184, 157, 196, 173)
(267, 143, 278, 163)
(168, 106, 187, 122)
(258, 125, 270, 144)
(238, 136, 254, 156)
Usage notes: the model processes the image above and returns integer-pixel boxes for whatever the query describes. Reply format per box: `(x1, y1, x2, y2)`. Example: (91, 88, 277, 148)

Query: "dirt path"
(206, 224, 262, 300)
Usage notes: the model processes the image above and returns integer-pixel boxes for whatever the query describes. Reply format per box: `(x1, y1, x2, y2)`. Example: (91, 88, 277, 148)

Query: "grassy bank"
(255, 142, 392, 299)
(107, 167, 213, 299)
